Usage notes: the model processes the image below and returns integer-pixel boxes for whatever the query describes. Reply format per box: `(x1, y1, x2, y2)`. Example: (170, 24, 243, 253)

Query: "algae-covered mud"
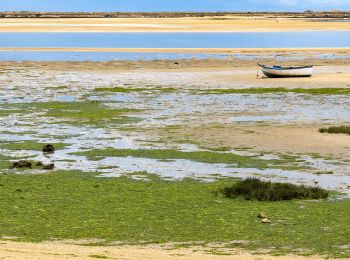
(1, 57, 350, 258)
(1, 59, 350, 195)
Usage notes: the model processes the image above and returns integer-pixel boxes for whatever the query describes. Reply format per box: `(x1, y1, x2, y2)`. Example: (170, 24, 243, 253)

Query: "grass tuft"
(319, 126, 350, 135)
(219, 178, 329, 201)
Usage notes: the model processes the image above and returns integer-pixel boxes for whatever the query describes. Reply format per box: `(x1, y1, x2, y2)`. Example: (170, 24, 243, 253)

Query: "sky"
(0, 0, 349, 12)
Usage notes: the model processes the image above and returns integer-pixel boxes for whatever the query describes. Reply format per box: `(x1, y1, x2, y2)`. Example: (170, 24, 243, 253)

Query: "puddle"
(96, 157, 350, 196)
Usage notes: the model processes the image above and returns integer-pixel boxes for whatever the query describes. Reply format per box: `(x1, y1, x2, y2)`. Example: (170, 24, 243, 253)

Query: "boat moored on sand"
(258, 64, 313, 78)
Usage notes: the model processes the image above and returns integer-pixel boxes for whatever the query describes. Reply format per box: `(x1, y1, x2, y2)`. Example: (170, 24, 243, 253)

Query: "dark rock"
(36, 161, 43, 166)
(42, 163, 55, 170)
(10, 160, 32, 169)
(42, 144, 55, 153)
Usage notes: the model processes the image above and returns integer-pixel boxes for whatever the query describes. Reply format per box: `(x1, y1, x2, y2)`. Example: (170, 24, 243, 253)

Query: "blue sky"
(0, 0, 349, 12)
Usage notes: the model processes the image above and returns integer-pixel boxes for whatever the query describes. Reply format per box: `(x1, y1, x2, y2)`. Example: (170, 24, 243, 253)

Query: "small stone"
(257, 212, 267, 219)
(10, 160, 32, 169)
(42, 144, 55, 153)
(42, 163, 55, 170)
(261, 218, 272, 224)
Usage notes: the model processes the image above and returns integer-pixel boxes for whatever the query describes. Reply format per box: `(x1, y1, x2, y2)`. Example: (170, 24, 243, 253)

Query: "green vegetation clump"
(0, 141, 67, 151)
(88, 255, 107, 259)
(0, 172, 348, 257)
(201, 87, 350, 95)
(319, 126, 350, 135)
(0, 109, 21, 117)
(1, 101, 142, 125)
(219, 178, 329, 201)
(95, 87, 176, 93)
(95, 87, 149, 92)
(0, 155, 17, 170)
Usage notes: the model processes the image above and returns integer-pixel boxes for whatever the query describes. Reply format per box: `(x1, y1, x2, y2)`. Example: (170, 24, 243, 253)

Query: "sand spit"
(0, 15, 350, 32)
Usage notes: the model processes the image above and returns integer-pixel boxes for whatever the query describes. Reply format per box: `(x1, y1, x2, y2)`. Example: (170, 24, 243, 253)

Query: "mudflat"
(1, 54, 349, 159)
(1, 51, 350, 259)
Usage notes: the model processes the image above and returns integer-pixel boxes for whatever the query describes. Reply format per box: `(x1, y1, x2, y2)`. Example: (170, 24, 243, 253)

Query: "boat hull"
(259, 64, 313, 78)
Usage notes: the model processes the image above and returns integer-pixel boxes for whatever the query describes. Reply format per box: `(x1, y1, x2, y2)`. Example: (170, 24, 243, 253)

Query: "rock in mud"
(257, 212, 268, 219)
(42, 163, 55, 170)
(42, 144, 55, 153)
(261, 218, 272, 224)
(10, 160, 32, 169)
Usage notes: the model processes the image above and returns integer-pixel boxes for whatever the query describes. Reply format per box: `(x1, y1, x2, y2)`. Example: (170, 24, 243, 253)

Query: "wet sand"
(0, 16, 350, 32)
(2, 52, 349, 88)
(0, 240, 322, 260)
(156, 124, 350, 158)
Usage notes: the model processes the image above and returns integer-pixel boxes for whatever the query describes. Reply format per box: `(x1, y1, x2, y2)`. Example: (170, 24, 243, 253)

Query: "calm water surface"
(0, 51, 227, 61)
(0, 31, 349, 48)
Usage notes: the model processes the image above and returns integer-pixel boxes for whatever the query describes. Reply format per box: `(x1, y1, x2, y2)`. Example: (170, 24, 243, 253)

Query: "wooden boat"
(258, 64, 313, 78)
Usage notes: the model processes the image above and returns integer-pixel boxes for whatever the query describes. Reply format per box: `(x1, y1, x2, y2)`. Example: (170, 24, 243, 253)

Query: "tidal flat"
(0, 57, 350, 258)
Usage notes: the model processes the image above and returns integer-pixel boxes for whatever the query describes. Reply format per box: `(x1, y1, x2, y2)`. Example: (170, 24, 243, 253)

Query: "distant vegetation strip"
(0, 11, 349, 19)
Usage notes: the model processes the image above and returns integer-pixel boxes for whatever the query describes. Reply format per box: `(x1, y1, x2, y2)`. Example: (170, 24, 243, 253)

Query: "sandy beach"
(0, 16, 350, 32)
(0, 240, 324, 260)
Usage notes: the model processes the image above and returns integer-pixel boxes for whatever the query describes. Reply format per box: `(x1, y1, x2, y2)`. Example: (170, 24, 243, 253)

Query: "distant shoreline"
(1, 11, 350, 19)
(0, 47, 349, 54)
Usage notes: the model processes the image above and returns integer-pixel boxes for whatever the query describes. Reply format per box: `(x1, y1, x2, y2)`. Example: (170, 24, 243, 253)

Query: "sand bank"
(2, 52, 349, 88)
(0, 16, 350, 32)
